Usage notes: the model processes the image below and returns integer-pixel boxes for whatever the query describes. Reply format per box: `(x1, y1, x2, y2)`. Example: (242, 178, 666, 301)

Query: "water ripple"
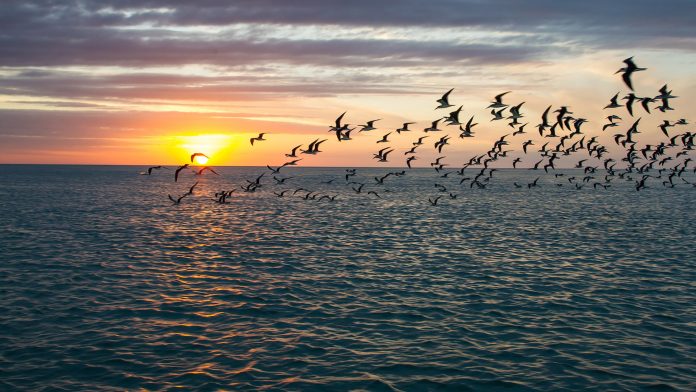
(0, 165, 695, 390)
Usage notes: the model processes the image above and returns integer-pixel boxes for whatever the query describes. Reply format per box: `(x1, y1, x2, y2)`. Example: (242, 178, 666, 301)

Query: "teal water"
(0, 165, 695, 391)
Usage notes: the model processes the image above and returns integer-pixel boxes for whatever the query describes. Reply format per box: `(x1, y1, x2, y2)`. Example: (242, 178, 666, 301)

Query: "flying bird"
(359, 119, 380, 132)
(488, 91, 510, 108)
(428, 196, 442, 206)
(376, 132, 392, 143)
(186, 181, 199, 195)
(174, 164, 189, 182)
(436, 88, 454, 109)
(250, 133, 267, 145)
(285, 145, 302, 157)
(190, 153, 208, 163)
(197, 166, 219, 175)
(616, 57, 646, 91)
(396, 122, 416, 134)
(140, 166, 167, 175)
(424, 119, 443, 132)
(168, 193, 188, 204)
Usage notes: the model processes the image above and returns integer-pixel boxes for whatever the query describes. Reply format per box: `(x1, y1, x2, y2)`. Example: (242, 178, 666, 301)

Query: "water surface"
(1, 165, 695, 391)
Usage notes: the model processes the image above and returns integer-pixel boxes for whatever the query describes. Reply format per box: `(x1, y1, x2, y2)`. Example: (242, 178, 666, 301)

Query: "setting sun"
(193, 154, 209, 165)
(168, 134, 236, 165)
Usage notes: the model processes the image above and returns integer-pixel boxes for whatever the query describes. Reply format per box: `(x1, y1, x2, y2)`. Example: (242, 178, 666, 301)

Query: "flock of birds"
(142, 57, 695, 206)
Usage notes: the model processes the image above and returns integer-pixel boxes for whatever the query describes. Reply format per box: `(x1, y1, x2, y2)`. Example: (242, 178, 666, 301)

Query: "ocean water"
(0, 164, 695, 391)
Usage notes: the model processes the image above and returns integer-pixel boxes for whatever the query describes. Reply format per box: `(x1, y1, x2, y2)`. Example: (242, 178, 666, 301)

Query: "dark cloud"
(5, 0, 695, 34)
(0, 33, 549, 68)
(0, 71, 434, 103)
(1, 1, 693, 70)
(7, 100, 105, 108)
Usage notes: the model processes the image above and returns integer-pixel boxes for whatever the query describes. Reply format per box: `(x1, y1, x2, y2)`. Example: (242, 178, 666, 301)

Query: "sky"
(1, 0, 695, 167)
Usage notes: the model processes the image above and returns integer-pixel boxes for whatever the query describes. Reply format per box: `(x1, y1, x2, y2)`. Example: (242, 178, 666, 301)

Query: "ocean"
(1, 165, 694, 391)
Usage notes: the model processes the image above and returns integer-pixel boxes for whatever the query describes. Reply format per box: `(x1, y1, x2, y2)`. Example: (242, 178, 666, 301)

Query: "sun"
(168, 134, 236, 165)
(193, 154, 209, 165)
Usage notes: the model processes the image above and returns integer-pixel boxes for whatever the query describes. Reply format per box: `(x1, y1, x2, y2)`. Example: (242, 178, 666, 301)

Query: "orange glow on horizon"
(168, 133, 237, 165)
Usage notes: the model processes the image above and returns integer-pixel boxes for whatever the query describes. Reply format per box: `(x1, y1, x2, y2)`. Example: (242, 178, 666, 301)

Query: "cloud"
(0, 108, 325, 139)
(1, 1, 693, 70)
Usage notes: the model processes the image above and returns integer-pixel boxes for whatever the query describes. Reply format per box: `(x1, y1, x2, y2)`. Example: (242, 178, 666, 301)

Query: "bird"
(140, 166, 167, 175)
(396, 122, 416, 134)
(603, 122, 620, 131)
(443, 105, 463, 125)
(250, 133, 266, 145)
(318, 194, 338, 202)
(168, 193, 188, 204)
(281, 159, 302, 167)
(174, 164, 189, 182)
(413, 136, 429, 145)
(424, 119, 443, 132)
(658, 120, 674, 137)
(604, 93, 622, 109)
(186, 181, 199, 195)
(374, 148, 394, 162)
(359, 119, 380, 132)
(338, 127, 355, 141)
(376, 132, 392, 143)
(285, 145, 302, 157)
(431, 156, 446, 166)
(623, 93, 637, 116)
(436, 88, 454, 109)
(214, 190, 235, 203)
(197, 166, 219, 175)
(616, 57, 646, 91)
(273, 176, 293, 184)
(301, 139, 326, 155)
(374, 173, 392, 184)
(428, 196, 442, 206)
(459, 116, 477, 138)
(490, 108, 505, 121)
(246, 173, 265, 188)
(554, 106, 571, 129)
(190, 153, 208, 163)
(488, 91, 510, 108)
(329, 112, 347, 132)
(513, 123, 528, 136)
(406, 156, 416, 168)
(507, 101, 525, 125)
(639, 97, 655, 114)
(523, 140, 534, 154)
(404, 146, 418, 155)
(434, 136, 451, 153)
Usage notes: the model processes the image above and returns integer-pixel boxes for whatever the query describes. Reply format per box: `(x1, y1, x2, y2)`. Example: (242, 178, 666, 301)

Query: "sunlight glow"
(194, 154, 209, 165)
(169, 134, 235, 165)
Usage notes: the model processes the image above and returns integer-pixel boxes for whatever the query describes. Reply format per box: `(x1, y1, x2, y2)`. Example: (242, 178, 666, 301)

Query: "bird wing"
(622, 72, 634, 91)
